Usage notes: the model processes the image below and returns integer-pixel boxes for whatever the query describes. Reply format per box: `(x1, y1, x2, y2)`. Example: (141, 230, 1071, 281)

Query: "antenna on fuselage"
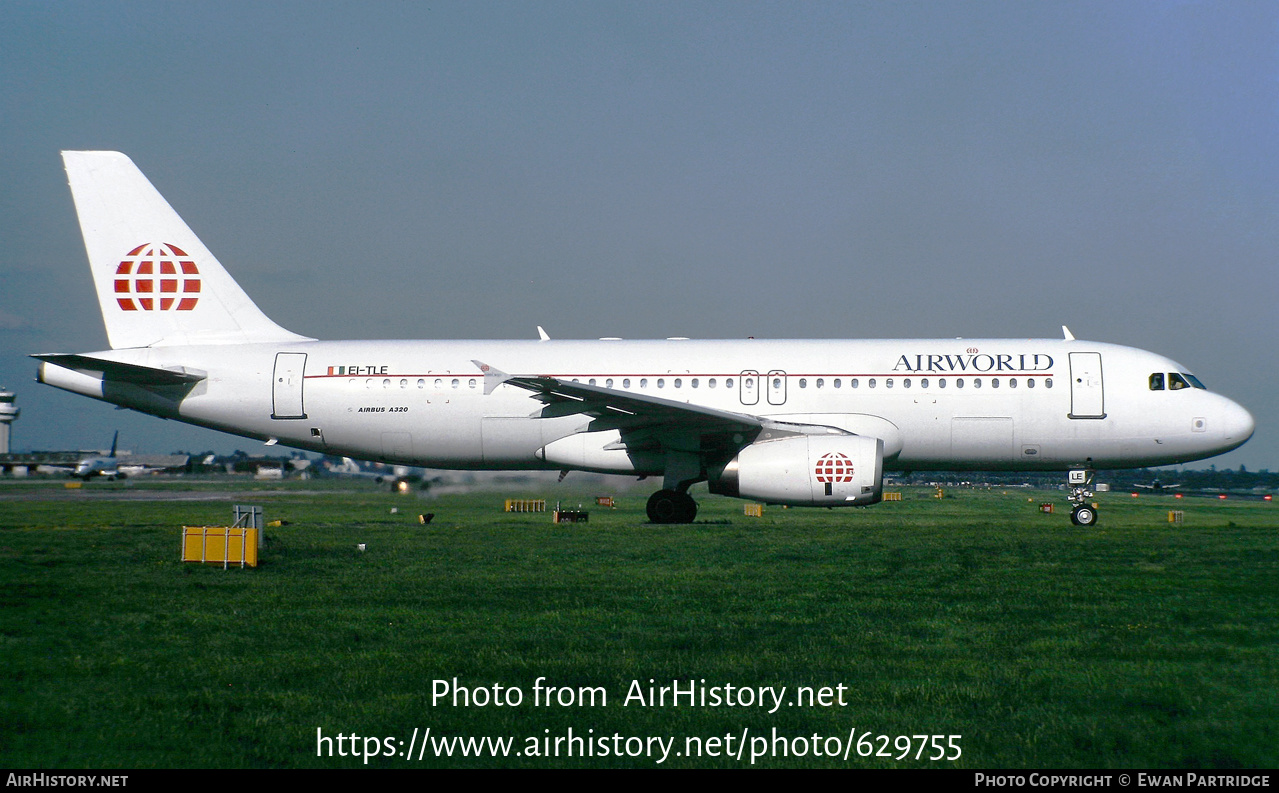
(1062, 325, 1075, 341)
(537, 326, 550, 341)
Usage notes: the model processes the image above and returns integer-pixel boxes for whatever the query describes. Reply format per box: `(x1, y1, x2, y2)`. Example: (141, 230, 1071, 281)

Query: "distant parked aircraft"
(57, 431, 170, 479)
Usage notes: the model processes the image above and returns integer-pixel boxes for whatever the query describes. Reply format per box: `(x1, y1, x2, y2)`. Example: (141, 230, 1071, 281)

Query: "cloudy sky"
(1, 1, 1274, 470)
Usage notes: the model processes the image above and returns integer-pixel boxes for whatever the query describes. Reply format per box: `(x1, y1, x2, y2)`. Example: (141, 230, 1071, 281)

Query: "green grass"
(1, 481, 1276, 768)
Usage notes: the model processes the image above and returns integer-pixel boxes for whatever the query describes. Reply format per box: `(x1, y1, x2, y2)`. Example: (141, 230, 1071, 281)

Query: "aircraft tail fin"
(61, 151, 313, 349)
(109, 431, 118, 458)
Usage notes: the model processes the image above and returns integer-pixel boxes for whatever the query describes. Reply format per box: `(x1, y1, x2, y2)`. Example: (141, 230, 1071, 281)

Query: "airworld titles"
(430, 677, 849, 714)
(893, 353, 1053, 373)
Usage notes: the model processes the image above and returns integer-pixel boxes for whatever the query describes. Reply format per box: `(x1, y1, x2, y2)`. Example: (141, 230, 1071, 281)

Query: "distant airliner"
(69, 430, 123, 479)
(40, 430, 172, 479)
(35, 152, 1255, 525)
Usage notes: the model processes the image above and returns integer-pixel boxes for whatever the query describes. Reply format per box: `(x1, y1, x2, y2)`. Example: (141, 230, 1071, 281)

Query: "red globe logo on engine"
(113, 243, 201, 311)
(814, 452, 854, 483)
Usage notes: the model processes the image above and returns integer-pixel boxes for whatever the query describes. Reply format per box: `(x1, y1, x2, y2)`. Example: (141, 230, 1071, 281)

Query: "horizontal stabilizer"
(31, 354, 206, 386)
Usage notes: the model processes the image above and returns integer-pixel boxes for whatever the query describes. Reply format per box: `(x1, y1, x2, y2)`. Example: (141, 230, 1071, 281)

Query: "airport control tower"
(0, 387, 18, 454)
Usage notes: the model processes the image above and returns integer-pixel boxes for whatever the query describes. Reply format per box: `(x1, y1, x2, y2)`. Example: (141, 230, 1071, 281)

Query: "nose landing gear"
(1067, 469, 1099, 526)
(1070, 503, 1098, 526)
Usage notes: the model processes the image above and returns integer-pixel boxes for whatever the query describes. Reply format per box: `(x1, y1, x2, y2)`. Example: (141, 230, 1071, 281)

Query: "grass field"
(1, 479, 1276, 768)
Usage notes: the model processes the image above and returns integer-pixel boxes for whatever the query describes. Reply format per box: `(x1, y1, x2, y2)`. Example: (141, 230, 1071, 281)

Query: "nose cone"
(1218, 398, 1256, 452)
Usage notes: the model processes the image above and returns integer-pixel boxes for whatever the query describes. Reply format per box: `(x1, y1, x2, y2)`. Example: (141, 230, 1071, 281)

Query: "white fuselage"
(40, 337, 1254, 474)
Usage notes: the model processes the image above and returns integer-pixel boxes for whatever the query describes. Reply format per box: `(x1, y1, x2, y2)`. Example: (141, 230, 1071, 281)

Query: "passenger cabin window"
(1169, 373, 1190, 390)
(1150, 373, 1165, 391)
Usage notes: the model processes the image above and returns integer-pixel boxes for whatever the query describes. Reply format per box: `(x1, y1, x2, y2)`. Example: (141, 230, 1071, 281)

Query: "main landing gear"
(1067, 469, 1099, 526)
(646, 489, 698, 524)
(647, 451, 703, 524)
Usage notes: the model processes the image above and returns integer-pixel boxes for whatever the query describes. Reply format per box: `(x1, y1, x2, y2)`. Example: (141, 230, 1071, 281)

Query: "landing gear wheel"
(1071, 505, 1098, 526)
(646, 489, 698, 524)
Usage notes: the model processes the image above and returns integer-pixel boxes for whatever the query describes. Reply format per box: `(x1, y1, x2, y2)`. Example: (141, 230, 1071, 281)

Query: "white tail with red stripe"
(62, 151, 311, 349)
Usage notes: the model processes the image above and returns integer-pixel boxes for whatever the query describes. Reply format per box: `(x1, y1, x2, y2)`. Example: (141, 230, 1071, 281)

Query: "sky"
(0, 1, 1274, 470)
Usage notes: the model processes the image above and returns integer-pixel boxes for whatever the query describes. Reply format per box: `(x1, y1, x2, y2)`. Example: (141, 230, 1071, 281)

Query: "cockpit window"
(1149, 373, 1164, 391)
(1182, 373, 1206, 390)
(1169, 373, 1190, 390)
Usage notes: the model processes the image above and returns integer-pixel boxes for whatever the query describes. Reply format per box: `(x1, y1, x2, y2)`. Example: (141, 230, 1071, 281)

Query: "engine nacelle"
(710, 434, 884, 507)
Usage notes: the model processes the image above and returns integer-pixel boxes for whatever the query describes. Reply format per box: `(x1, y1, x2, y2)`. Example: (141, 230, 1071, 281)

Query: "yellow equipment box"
(182, 527, 259, 568)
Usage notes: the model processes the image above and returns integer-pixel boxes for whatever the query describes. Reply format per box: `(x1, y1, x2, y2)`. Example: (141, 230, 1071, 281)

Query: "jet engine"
(709, 434, 884, 507)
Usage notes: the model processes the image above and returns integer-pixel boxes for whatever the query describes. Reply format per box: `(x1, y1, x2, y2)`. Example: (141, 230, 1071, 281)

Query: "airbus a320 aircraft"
(36, 152, 1255, 526)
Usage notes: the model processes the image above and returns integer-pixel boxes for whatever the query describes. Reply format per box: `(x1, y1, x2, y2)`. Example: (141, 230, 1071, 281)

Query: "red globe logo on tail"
(113, 243, 201, 311)
(814, 452, 854, 483)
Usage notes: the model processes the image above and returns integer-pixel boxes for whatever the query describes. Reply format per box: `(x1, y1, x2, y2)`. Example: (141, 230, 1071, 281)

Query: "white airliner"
(70, 430, 124, 479)
(35, 152, 1255, 525)
(37, 430, 173, 480)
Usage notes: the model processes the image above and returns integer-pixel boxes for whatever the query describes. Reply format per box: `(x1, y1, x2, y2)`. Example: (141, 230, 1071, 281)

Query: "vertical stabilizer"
(62, 151, 313, 348)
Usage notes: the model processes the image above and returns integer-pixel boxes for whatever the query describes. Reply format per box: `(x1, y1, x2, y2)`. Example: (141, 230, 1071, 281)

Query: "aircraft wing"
(474, 361, 848, 456)
(513, 375, 761, 427)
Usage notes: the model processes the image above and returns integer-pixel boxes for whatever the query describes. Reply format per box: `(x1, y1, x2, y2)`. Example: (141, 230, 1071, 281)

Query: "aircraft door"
(767, 370, 787, 405)
(271, 352, 307, 419)
(1068, 352, 1105, 419)
(739, 371, 759, 406)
